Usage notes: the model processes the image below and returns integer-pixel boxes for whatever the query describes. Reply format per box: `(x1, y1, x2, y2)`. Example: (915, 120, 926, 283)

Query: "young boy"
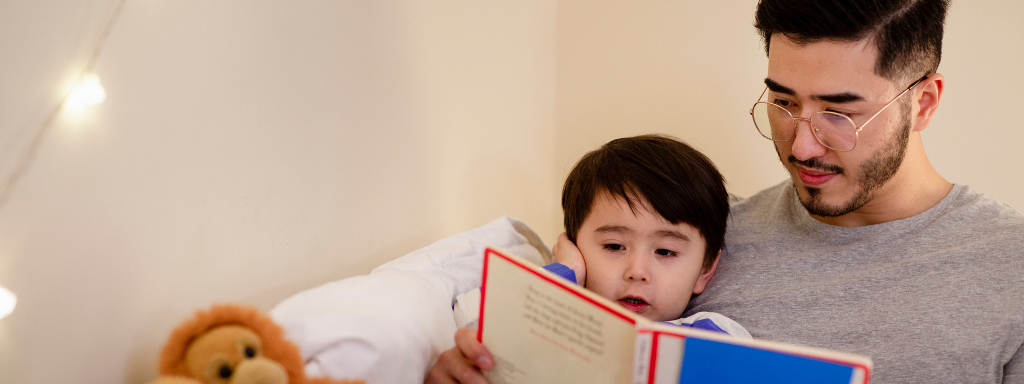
(428, 134, 748, 382)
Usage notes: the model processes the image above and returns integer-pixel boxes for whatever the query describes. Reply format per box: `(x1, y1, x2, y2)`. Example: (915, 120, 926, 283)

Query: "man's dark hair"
(562, 134, 729, 269)
(755, 0, 950, 84)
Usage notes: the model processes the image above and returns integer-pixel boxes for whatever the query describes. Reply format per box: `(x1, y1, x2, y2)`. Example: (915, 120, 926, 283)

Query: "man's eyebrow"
(764, 77, 864, 104)
(656, 230, 691, 242)
(764, 78, 796, 95)
(813, 92, 863, 104)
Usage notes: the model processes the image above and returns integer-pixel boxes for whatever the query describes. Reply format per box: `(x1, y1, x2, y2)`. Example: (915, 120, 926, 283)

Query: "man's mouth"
(789, 156, 843, 186)
(798, 167, 836, 186)
(618, 296, 648, 313)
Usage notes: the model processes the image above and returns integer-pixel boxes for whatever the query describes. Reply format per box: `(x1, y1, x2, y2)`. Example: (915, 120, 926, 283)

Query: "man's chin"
(801, 199, 847, 218)
(797, 186, 864, 218)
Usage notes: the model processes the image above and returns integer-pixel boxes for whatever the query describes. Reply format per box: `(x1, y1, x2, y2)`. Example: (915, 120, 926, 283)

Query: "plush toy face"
(184, 325, 288, 384)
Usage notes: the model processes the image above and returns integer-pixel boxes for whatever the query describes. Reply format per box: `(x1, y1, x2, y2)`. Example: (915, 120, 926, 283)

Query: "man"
(683, 0, 1024, 382)
(429, 0, 1024, 382)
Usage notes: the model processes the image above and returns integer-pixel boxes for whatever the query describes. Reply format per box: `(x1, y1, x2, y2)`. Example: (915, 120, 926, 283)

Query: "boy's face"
(576, 191, 717, 322)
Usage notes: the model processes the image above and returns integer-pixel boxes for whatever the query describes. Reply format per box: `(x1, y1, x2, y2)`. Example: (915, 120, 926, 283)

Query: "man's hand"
(425, 328, 494, 384)
(552, 232, 587, 286)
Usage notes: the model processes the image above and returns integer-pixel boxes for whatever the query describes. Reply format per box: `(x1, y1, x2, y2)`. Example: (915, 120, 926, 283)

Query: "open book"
(477, 247, 872, 384)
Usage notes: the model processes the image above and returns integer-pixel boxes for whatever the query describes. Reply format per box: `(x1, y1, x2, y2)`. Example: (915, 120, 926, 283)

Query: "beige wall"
(0, 1, 559, 383)
(0, 1, 1021, 383)
(555, 1, 776, 198)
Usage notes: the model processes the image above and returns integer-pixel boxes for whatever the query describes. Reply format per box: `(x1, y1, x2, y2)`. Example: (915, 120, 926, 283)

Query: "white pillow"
(270, 216, 551, 384)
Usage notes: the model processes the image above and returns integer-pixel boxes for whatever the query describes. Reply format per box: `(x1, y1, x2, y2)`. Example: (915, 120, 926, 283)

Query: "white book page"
(652, 333, 684, 384)
(479, 248, 640, 384)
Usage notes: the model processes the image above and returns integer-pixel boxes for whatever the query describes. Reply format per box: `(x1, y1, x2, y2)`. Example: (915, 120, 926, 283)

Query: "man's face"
(575, 191, 715, 322)
(765, 35, 913, 218)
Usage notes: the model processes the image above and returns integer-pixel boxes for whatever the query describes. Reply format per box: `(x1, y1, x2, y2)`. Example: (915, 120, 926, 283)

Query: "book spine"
(632, 332, 654, 384)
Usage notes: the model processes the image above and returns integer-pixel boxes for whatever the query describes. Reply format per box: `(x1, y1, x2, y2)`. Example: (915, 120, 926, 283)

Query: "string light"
(0, 0, 124, 322)
(64, 73, 107, 114)
(0, 285, 15, 319)
(0, 0, 126, 209)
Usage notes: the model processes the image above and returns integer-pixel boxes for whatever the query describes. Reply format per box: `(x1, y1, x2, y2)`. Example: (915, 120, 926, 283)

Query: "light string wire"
(0, 0, 128, 212)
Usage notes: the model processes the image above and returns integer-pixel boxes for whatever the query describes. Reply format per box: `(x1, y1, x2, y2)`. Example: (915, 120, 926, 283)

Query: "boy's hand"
(425, 328, 494, 384)
(552, 232, 587, 286)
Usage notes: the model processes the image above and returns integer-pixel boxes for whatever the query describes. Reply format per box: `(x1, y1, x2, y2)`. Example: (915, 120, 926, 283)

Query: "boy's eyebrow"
(593, 226, 691, 242)
(594, 225, 633, 234)
(764, 78, 864, 104)
(655, 230, 690, 242)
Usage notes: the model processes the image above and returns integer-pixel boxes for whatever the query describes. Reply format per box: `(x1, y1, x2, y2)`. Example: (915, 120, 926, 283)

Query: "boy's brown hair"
(562, 134, 729, 269)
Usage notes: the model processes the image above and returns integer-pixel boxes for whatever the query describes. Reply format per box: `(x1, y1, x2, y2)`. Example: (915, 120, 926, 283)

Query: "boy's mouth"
(618, 296, 648, 313)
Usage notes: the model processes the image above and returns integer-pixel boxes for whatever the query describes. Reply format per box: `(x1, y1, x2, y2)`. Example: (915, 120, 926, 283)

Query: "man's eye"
(825, 109, 853, 117)
(603, 244, 624, 251)
(655, 249, 678, 257)
(772, 98, 794, 107)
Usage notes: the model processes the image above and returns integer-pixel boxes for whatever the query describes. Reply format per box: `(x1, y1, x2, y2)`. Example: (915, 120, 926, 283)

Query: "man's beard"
(788, 105, 911, 217)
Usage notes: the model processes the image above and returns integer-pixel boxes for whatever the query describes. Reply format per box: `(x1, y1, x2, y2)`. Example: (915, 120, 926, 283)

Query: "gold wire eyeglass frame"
(749, 77, 926, 152)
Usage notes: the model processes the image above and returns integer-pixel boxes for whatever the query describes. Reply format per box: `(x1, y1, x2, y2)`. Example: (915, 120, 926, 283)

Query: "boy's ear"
(692, 251, 720, 295)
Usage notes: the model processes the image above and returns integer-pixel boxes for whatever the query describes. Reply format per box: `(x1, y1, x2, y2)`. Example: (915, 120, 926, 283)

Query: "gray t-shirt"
(686, 181, 1024, 383)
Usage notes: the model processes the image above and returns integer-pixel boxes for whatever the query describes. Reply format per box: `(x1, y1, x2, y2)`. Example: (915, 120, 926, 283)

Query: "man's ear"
(692, 251, 720, 295)
(911, 73, 944, 133)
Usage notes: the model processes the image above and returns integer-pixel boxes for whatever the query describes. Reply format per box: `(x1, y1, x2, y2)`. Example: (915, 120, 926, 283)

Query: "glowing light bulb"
(65, 73, 107, 113)
(0, 285, 15, 319)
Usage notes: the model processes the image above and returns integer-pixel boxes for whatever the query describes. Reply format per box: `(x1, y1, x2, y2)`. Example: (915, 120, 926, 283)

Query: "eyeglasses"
(749, 77, 926, 152)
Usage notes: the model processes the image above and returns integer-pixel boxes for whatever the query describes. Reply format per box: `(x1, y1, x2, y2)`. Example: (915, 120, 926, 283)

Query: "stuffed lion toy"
(149, 304, 363, 384)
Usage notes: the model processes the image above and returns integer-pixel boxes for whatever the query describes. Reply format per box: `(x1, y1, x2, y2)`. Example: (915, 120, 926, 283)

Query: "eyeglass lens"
(751, 103, 858, 151)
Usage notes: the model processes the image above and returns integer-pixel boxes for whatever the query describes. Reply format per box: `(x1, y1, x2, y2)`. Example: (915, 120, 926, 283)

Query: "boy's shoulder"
(667, 311, 751, 339)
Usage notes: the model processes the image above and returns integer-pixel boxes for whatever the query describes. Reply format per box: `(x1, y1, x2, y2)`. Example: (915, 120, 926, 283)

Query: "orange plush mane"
(158, 304, 305, 383)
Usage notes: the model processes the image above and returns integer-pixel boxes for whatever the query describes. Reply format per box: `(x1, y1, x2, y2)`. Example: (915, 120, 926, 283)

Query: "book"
(476, 246, 872, 384)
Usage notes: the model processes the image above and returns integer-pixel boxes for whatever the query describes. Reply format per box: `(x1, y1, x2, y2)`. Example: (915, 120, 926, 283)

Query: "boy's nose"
(624, 252, 650, 282)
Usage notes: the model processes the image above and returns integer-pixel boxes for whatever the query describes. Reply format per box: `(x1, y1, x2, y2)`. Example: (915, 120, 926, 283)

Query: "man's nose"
(789, 117, 828, 161)
(624, 252, 650, 282)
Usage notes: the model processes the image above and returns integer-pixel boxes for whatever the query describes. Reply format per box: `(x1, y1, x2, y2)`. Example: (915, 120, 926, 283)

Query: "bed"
(270, 216, 551, 384)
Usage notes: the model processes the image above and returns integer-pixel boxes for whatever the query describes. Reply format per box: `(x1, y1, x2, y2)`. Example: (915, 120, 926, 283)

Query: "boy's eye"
(603, 244, 624, 251)
(655, 249, 678, 257)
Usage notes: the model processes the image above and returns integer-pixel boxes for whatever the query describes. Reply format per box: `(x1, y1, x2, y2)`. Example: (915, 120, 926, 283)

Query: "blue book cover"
(633, 324, 871, 384)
